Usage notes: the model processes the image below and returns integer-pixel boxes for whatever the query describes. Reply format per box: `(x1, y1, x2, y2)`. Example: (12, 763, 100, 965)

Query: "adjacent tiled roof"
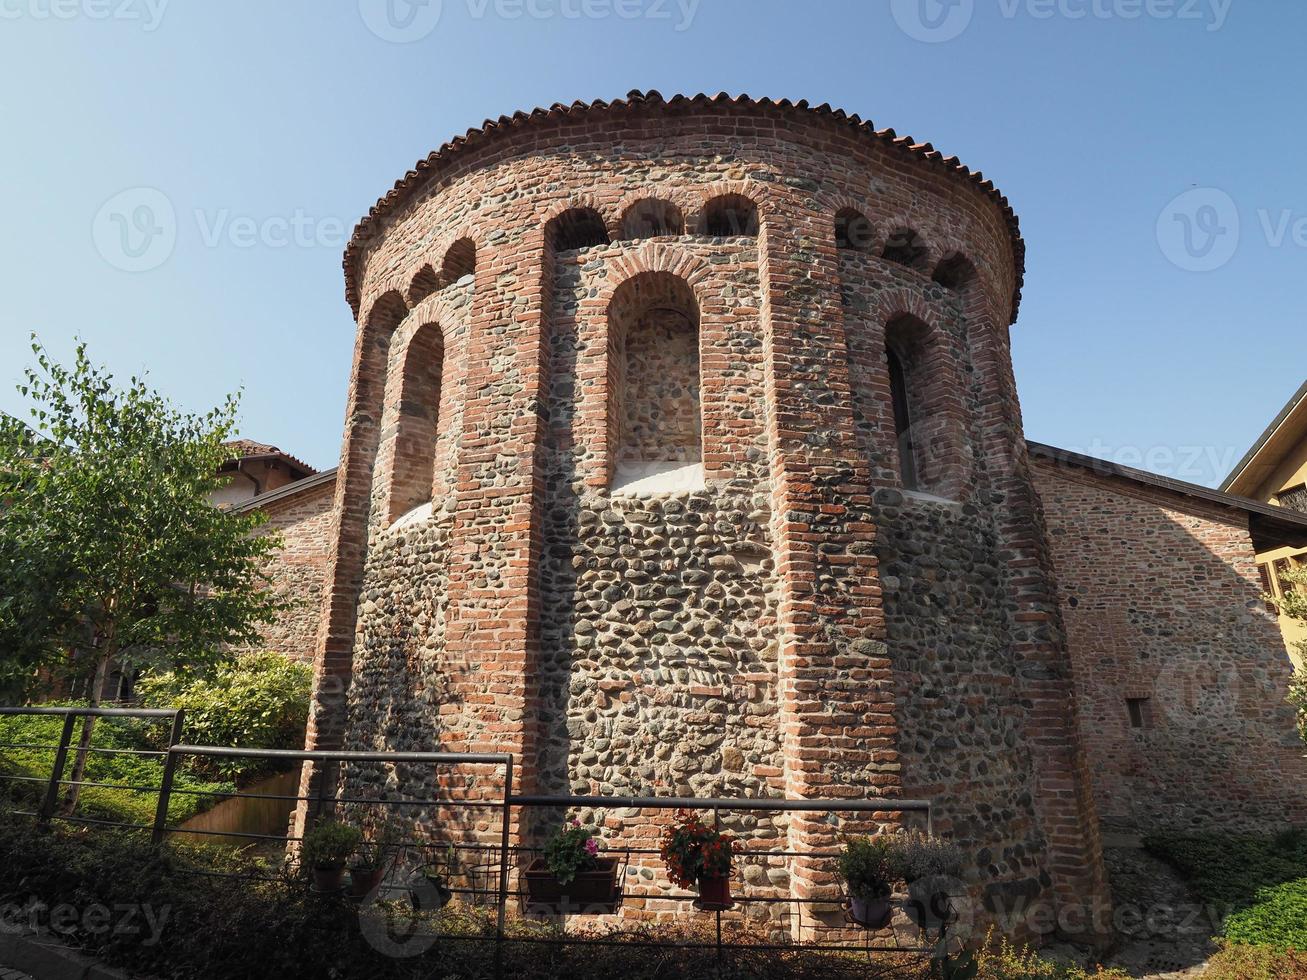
(342, 90, 1026, 322)
(1029, 440, 1307, 548)
(222, 439, 317, 478)
(233, 467, 337, 513)
(1219, 380, 1307, 497)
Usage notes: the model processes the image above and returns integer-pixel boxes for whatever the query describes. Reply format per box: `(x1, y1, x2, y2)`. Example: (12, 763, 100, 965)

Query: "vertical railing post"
(38, 711, 78, 829)
(151, 709, 185, 847)
(494, 756, 514, 980)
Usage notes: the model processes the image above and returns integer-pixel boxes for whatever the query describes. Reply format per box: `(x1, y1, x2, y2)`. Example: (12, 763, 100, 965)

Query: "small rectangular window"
(1126, 697, 1153, 730)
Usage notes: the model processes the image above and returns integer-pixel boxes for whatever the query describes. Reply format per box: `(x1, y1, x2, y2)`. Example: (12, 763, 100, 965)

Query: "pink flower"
(585, 838, 599, 856)
(572, 819, 581, 828)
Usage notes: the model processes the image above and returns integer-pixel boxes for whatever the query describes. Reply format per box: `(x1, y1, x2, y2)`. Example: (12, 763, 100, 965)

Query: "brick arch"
(596, 243, 716, 307)
(378, 319, 448, 525)
(865, 295, 972, 500)
(542, 196, 616, 249)
(879, 224, 936, 273)
(818, 192, 885, 254)
(615, 195, 688, 240)
(689, 180, 768, 236)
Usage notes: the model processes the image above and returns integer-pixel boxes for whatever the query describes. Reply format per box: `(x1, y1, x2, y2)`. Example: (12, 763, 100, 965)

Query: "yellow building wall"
(1247, 432, 1307, 671)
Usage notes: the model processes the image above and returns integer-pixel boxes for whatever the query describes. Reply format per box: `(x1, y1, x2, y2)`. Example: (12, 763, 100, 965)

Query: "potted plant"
(896, 831, 964, 930)
(408, 842, 455, 913)
(347, 838, 393, 900)
(837, 835, 897, 929)
(660, 809, 737, 911)
(302, 820, 362, 894)
(524, 818, 621, 914)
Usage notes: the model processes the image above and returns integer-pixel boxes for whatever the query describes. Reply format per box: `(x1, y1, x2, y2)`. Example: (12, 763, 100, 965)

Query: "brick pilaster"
(758, 193, 901, 922)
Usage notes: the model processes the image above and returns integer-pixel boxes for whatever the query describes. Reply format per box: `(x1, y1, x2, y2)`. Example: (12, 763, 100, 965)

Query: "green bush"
(1289, 667, 1306, 743)
(1146, 832, 1307, 951)
(137, 651, 312, 782)
(971, 935, 1130, 979)
(837, 836, 898, 900)
(302, 819, 362, 869)
(1206, 941, 1307, 980)
(0, 709, 230, 825)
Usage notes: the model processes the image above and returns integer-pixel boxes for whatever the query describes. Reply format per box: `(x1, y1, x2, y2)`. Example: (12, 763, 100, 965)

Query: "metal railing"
(1, 708, 945, 967)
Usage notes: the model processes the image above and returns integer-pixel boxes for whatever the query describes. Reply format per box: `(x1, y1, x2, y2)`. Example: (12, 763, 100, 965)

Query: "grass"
(0, 710, 232, 826)
(1145, 830, 1307, 952)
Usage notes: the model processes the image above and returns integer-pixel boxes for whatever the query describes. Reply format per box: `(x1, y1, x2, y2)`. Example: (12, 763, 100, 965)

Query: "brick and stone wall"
(299, 93, 1111, 942)
(246, 476, 335, 662)
(1033, 455, 1307, 836)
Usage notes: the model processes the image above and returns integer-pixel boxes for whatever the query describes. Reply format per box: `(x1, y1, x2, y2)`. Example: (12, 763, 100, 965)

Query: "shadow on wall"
(1038, 463, 1307, 835)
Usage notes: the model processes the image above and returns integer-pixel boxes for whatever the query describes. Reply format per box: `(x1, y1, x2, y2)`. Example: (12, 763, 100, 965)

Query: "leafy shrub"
(301, 820, 361, 869)
(1289, 668, 1306, 743)
(0, 708, 230, 825)
(543, 817, 601, 885)
(894, 830, 965, 882)
(971, 935, 1130, 979)
(137, 651, 312, 781)
(1146, 832, 1307, 950)
(837, 836, 898, 900)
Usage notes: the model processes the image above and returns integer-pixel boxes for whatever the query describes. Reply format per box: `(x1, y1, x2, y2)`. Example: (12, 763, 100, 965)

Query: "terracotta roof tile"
(341, 91, 1026, 322)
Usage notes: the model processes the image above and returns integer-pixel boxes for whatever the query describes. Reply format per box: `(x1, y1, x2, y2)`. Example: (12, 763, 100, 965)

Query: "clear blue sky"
(1, 0, 1300, 486)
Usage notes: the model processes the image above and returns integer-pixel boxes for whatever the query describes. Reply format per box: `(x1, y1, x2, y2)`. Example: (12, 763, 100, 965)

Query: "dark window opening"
(702, 195, 759, 237)
(835, 208, 874, 252)
(440, 238, 476, 285)
(550, 208, 610, 252)
(931, 252, 977, 291)
(887, 346, 918, 491)
(882, 228, 929, 270)
(622, 199, 685, 240)
(1126, 697, 1153, 730)
(408, 265, 440, 305)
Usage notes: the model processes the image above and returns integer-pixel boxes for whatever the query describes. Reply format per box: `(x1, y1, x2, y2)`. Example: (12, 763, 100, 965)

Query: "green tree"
(0, 338, 284, 808)
(1266, 564, 1307, 742)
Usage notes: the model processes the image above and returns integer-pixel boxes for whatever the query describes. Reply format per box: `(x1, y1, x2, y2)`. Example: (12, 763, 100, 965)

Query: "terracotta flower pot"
(850, 895, 893, 929)
(523, 857, 622, 914)
(311, 863, 345, 894)
(349, 864, 386, 899)
(696, 875, 732, 910)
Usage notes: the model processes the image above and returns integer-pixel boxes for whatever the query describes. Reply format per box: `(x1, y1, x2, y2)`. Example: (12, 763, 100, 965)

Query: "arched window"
(835, 208, 875, 252)
(386, 322, 445, 523)
(621, 199, 685, 240)
(408, 265, 440, 305)
(607, 273, 702, 494)
(931, 252, 976, 291)
(883, 313, 966, 497)
(886, 345, 918, 490)
(882, 228, 929, 270)
(549, 208, 610, 252)
(440, 238, 476, 286)
(702, 194, 759, 237)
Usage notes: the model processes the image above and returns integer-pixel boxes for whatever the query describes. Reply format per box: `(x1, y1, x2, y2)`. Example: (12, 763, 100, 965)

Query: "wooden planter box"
(523, 857, 622, 914)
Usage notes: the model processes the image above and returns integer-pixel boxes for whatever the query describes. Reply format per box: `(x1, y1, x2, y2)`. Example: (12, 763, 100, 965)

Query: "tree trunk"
(61, 646, 111, 814)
